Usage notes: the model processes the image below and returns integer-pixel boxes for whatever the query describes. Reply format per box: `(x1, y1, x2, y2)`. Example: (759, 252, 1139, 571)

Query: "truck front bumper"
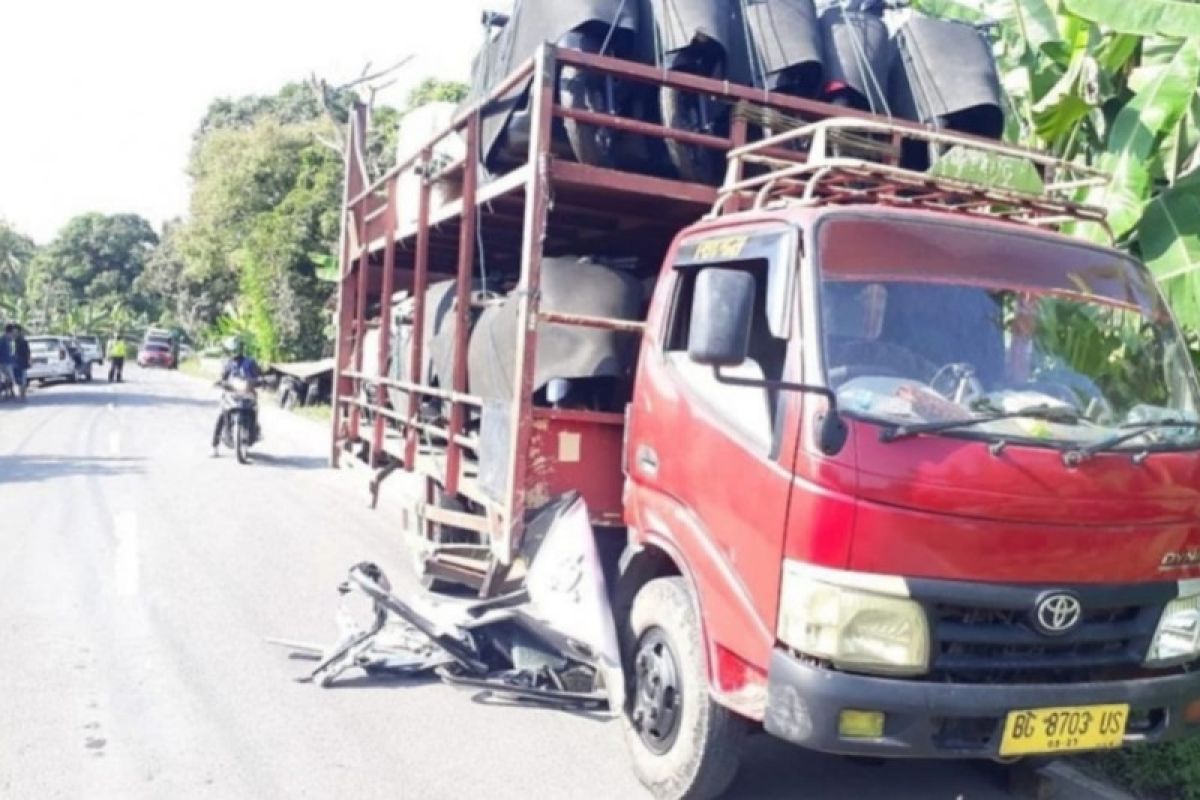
(764, 649, 1200, 758)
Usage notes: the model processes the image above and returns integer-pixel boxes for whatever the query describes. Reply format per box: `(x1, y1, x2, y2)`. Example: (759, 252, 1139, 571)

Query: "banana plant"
(213, 304, 261, 358)
(914, 0, 1200, 338)
(0, 295, 34, 328)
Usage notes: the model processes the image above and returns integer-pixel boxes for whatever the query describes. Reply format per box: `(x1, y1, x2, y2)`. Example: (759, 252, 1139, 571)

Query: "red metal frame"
(446, 114, 480, 498)
(496, 47, 556, 565)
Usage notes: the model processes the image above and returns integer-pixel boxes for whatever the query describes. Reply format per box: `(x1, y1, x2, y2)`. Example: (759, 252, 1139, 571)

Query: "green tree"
(0, 221, 37, 303)
(27, 213, 158, 330)
(406, 77, 468, 107)
(136, 221, 233, 340)
(159, 83, 354, 361)
(138, 77, 459, 361)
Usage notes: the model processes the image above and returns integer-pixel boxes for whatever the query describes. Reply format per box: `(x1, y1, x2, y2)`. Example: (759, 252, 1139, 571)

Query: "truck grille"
(911, 582, 1171, 685)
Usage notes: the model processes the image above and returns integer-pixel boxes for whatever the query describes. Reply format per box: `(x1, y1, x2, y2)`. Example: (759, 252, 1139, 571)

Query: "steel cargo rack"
(329, 43, 1108, 596)
(714, 116, 1112, 234)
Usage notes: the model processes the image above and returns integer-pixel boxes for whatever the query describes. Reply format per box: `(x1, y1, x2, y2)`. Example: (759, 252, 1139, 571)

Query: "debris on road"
(275, 494, 624, 713)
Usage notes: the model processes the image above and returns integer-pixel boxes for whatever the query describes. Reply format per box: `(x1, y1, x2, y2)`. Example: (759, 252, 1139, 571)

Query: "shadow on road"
(726, 735, 1010, 799)
(252, 453, 328, 471)
(27, 385, 214, 410)
(316, 673, 444, 690)
(0, 455, 145, 484)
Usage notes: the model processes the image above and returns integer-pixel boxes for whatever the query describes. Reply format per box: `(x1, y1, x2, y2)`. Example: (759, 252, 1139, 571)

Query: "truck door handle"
(636, 445, 659, 477)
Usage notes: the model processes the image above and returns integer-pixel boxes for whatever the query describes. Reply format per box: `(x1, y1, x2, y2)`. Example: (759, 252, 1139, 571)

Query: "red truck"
(332, 45, 1200, 799)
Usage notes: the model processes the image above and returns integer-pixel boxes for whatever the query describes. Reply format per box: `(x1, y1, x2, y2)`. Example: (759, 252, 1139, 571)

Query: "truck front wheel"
(623, 577, 747, 800)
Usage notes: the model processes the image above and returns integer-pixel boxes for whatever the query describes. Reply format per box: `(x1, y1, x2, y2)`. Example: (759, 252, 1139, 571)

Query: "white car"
(75, 334, 104, 366)
(26, 336, 78, 384)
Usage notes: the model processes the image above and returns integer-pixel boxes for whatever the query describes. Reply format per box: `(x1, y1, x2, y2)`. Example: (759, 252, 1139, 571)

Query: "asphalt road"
(0, 367, 1019, 800)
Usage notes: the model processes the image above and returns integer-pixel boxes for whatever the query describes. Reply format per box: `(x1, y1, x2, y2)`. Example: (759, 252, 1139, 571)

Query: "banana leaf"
(1063, 0, 1200, 38)
(1084, 38, 1200, 239)
(1158, 92, 1200, 183)
(911, 0, 985, 22)
(1140, 169, 1200, 325)
(1095, 33, 1141, 74)
(1005, 0, 1065, 62)
(928, 147, 1046, 195)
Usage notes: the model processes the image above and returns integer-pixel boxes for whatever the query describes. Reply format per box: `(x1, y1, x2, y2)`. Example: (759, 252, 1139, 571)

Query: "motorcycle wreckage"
(273, 495, 625, 712)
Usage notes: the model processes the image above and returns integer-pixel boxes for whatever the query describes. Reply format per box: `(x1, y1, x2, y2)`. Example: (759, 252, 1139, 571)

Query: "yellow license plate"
(999, 704, 1129, 757)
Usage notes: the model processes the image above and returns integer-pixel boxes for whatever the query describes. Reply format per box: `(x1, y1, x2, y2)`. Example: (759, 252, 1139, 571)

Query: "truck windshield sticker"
(694, 235, 748, 261)
(674, 228, 797, 339)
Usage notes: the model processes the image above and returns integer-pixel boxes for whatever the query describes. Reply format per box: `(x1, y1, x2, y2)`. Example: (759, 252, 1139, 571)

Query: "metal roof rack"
(713, 117, 1112, 236)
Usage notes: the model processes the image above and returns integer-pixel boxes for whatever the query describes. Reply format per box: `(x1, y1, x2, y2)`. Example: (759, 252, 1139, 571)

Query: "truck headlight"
(1146, 592, 1200, 667)
(778, 562, 929, 676)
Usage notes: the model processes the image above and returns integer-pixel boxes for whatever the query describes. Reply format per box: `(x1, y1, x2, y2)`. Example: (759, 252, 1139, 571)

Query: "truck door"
(630, 226, 799, 664)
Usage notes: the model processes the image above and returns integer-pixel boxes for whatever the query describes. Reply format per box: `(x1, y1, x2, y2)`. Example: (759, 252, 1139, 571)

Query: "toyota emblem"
(1034, 592, 1083, 635)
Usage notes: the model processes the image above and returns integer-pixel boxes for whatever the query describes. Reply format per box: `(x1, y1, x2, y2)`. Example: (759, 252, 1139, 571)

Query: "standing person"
(107, 335, 128, 382)
(0, 325, 14, 399)
(13, 325, 30, 400)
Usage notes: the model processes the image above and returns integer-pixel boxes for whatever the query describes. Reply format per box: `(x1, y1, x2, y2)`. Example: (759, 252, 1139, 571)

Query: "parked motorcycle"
(217, 376, 260, 464)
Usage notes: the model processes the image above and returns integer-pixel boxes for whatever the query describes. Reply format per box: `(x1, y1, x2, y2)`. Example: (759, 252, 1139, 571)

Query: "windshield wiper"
(1062, 420, 1200, 466)
(880, 405, 1082, 443)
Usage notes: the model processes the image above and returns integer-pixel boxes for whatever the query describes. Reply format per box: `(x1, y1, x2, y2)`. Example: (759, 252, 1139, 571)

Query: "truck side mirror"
(687, 269, 754, 367)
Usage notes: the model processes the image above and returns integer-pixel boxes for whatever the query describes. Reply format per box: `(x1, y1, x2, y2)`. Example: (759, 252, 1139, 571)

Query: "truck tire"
(234, 418, 250, 465)
(660, 88, 725, 185)
(560, 30, 619, 170)
(622, 577, 747, 800)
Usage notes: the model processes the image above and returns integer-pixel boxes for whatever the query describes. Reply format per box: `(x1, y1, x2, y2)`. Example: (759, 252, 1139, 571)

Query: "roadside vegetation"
(0, 77, 466, 364)
(1096, 742, 1200, 800)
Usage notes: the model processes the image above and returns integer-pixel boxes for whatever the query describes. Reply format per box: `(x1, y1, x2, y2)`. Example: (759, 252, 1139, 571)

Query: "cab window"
(663, 236, 792, 453)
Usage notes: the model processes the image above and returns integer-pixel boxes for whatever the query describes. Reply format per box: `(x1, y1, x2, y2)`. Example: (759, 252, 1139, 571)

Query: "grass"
(178, 356, 219, 381)
(290, 403, 332, 424)
(1093, 740, 1200, 799)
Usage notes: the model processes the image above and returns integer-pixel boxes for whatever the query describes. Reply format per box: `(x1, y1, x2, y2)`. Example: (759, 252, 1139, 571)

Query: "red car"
(137, 341, 175, 369)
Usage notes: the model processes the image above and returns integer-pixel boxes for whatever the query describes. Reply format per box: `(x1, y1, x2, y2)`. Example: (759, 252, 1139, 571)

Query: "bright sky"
(0, 0, 499, 243)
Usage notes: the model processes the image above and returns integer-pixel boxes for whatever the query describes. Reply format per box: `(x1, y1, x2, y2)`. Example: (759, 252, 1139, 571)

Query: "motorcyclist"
(211, 338, 262, 457)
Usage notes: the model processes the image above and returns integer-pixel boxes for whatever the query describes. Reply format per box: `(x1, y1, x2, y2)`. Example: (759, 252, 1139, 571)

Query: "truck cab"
(621, 152, 1200, 795)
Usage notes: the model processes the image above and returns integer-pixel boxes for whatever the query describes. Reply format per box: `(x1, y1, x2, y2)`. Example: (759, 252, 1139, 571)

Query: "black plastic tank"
(467, 257, 643, 411)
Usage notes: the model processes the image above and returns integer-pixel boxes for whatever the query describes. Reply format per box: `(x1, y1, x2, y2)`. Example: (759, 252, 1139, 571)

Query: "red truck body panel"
(625, 202, 1200, 704)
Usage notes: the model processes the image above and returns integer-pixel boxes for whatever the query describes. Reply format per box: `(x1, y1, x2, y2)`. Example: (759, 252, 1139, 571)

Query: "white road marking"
(108, 431, 121, 456)
(113, 512, 140, 597)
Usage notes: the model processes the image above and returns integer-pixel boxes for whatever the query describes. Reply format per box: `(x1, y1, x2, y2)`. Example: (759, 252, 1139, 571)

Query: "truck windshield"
(817, 216, 1200, 451)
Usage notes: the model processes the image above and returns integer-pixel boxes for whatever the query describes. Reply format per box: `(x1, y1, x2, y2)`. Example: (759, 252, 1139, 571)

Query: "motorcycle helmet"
(223, 336, 246, 357)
